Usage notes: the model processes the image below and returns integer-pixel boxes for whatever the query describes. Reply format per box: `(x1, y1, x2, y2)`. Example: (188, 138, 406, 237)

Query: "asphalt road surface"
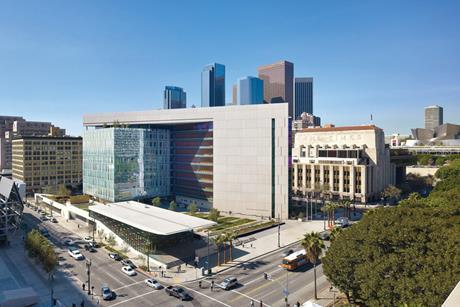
(23, 207, 327, 307)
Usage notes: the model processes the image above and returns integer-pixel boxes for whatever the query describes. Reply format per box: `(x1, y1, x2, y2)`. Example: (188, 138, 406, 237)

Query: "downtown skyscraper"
(201, 63, 225, 107)
(294, 77, 313, 119)
(258, 60, 294, 117)
(164, 86, 186, 109)
(237, 76, 264, 105)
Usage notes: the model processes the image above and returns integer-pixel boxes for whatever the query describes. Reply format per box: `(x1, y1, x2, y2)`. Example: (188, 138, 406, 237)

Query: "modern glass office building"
(294, 77, 313, 119)
(83, 128, 170, 202)
(164, 86, 186, 109)
(237, 76, 264, 105)
(201, 63, 225, 107)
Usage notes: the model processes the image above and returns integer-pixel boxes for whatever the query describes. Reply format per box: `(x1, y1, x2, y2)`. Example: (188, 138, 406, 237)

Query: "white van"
(219, 277, 238, 290)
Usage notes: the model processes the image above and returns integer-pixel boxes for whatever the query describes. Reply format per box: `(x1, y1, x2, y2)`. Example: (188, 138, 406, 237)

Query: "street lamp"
(86, 259, 92, 295)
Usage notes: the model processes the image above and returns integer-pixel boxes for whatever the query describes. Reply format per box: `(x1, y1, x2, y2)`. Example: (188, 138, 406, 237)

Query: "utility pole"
(86, 259, 91, 295)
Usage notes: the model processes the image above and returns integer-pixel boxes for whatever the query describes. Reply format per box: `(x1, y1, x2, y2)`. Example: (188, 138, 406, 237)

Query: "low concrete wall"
(406, 166, 439, 177)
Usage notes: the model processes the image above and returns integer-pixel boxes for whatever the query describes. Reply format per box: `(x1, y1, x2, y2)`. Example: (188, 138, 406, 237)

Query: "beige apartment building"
(12, 136, 82, 195)
(292, 125, 395, 203)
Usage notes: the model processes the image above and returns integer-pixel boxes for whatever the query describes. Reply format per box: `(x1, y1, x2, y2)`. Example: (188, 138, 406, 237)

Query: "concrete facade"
(83, 103, 290, 220)
(292, 125, 395, 202)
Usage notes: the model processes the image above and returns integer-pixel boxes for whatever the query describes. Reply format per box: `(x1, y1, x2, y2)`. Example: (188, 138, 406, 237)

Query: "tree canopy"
(322, 204, 460, 306)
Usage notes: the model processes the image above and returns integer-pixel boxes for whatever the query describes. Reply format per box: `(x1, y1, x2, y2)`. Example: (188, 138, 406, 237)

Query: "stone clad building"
(292, 125, 395, 203)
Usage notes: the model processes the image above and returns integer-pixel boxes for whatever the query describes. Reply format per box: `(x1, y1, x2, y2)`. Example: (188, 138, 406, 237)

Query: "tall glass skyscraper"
(237, 76, 264, 105)
(164, 86, 186, 109)
(294, 77, 313, 119)
(201, 63, 225, 107)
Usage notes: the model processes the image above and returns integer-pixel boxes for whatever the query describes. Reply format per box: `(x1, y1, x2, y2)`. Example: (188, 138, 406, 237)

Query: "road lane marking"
(242, 266, 284, 286)
(108, 289, 156, 307)
(180, 284, 232, 307)
(113, 280, 145, 291)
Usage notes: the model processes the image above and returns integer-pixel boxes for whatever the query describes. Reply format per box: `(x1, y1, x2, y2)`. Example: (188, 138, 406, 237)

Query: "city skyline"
(0, 1, 459, 136)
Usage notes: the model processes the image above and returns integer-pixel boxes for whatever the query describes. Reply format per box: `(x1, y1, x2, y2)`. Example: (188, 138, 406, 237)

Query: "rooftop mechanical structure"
(0, 177, 24, 244)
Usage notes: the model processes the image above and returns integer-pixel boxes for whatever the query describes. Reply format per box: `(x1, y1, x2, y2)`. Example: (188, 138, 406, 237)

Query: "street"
(23, 206, 327, 307)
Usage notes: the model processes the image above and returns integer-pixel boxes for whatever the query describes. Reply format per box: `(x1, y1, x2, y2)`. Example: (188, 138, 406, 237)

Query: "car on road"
(335, 217, 350, 228)
(50, 217, 58, 223)
(101, 286, 114, 300)
(84, 244, 96, 252)
(89, 241, 99, 248)
(145, 278, 163, 289)
(319, 230, 331, 240)
(39, 215, 48, 221)
(121, 259, 136, 268)
(109, 253, 121, 260)
(165, 286, 192, 301)
(121, 266, 136, 276)
(63, 238, 75, 246)
(282, 249, 294, 257)
(218, 276, 238, 290)
(83, 236, 93, 242)
(68, 247, 84, 260)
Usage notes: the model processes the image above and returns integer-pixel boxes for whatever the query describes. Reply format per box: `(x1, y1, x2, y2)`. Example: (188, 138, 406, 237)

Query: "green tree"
(212, 234, 225, 266)
(169, 200, 177, 211)
(107, 233, 116, 247)
(209, 208, 220, 222)
(189, 203, 198, 215)
(322, 204, 460, 306)
(435, 156, 446, 166)
(226, 230, 237, 262)
(151, 197, 161, 207)
(330, 226, 343, 242)
(301, 232, 325, 300)
(381, 185, 402, 204)
(57, 184, 71, 196)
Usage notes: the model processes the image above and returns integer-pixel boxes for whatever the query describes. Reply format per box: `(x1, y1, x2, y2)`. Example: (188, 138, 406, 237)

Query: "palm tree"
(330, 226, 343, 241)
(301, 232, 325, 300)
(221, 233, 228, 264)
(212, 235, 224, 266)
(226, 230, 237, 262)
(151, 197, 161, 207)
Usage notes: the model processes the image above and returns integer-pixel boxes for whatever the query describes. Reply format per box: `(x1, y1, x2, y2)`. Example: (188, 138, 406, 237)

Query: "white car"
(334, 217, 350, 228)
(68, 247, 84, 260)
(145, 278, 162, 289)
(121, 266, 136, 276)
(83, 236, 93, 242)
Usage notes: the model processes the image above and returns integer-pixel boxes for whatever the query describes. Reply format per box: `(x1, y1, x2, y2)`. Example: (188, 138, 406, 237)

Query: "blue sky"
(0, 0, 459, 136)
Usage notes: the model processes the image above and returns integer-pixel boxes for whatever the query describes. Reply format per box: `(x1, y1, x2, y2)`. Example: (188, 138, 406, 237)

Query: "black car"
(84, 244, 97, 252)
(121, 259, 136, 268)
(109, 253, 121, 261)
(165, 286, 192, 301)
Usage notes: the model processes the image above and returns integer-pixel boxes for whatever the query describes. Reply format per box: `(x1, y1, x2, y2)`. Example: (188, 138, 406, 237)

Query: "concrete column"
(319, 165, 324, 187)
(329, 165, 334, 191)
(293, 164, 298, 189)
(350, 166, 355, 199)
(302, 164, 307, 191)
(361, 166, 367, 202)
(339, 166, 344, 195)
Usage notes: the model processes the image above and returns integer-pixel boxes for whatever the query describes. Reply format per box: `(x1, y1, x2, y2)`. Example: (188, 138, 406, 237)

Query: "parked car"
(145, 278, 163, 289)
(50, 217, 58, 223)
(89, 241, 99, 248)
(282, 249, 294, 257)
(334, 217, 350, 228)
(121, 259, 136, 268)
(319, 230, 331, 240)
(83, 236, 93, 242)
(101, 286, 114, 300)
(218, 276, 238, 290)
(109, 253, 121, 260)
(84, 244, 96, 252)
(121, 266, 136, 276)
(165, 286, 192, 301)
(68, 247, 84, 260)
